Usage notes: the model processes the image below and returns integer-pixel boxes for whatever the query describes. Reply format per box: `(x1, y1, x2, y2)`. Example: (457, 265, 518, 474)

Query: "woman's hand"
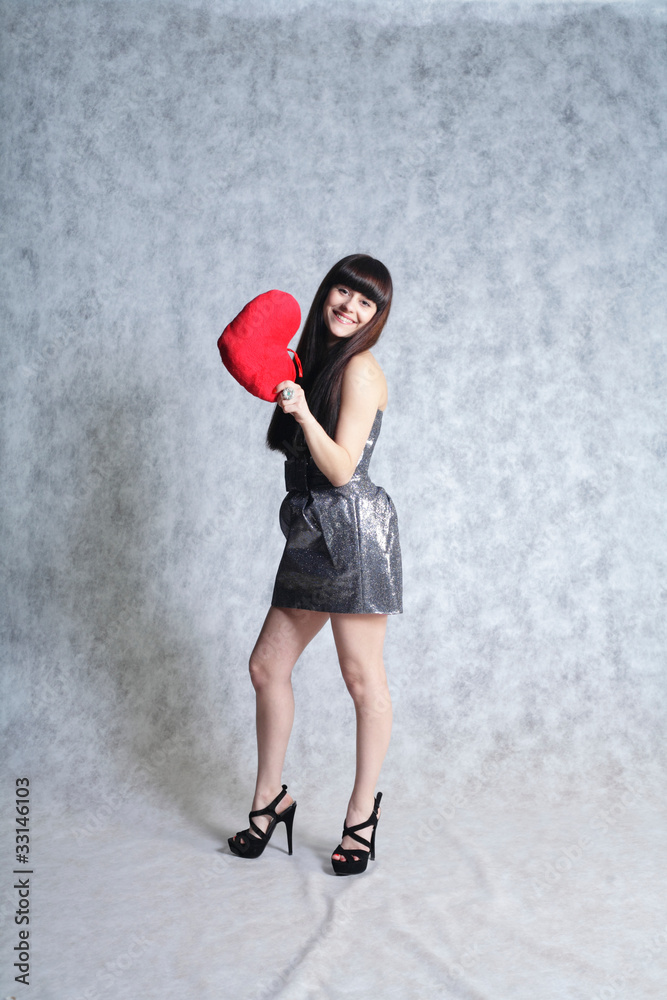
(274, 380, 313, 427)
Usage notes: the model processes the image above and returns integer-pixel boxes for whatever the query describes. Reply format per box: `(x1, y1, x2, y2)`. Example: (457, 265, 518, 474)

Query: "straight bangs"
(327, 255, 392, 316)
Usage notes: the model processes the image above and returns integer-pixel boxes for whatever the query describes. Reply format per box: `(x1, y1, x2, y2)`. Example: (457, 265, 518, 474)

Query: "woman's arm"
(275, 352, 386, 487)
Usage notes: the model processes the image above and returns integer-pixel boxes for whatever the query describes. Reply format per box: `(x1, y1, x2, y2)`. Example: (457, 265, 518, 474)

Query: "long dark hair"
(267, 254, 393, 456)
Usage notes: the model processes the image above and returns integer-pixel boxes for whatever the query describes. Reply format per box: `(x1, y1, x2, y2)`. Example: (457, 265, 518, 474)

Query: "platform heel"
(228, 785, 296, 859)
(331, 791, 382, 876)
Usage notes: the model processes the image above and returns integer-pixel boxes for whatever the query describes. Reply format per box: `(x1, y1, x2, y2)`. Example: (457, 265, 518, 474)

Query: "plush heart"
(217, 290, 302, 401)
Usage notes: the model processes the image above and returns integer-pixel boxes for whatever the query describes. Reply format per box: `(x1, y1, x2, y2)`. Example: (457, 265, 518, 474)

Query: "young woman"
(228, 254, 402, 875)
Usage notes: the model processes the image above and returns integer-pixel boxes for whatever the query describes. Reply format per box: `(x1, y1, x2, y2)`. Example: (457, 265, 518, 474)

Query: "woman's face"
(323, 285, 377, 345)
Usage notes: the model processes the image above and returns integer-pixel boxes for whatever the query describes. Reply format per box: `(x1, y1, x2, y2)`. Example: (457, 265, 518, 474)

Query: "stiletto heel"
(331, 792, 382, 876)
(228, 785, 296, 859)
(283, 802, 295, 855)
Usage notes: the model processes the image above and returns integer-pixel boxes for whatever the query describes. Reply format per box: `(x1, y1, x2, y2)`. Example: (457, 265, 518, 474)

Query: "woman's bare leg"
(329, 613, 391, 860)
(240, 605, 329, 838)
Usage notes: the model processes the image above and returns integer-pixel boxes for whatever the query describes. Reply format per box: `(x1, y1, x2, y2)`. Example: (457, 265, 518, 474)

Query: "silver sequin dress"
(271, 408, 403, 614)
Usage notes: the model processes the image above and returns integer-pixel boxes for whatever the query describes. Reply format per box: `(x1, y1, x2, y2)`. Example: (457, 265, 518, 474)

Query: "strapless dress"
(271, 408, 402, 614)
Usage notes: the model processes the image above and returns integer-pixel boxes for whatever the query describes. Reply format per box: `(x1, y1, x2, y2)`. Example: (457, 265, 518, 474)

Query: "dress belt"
(284, 457, 333, 492)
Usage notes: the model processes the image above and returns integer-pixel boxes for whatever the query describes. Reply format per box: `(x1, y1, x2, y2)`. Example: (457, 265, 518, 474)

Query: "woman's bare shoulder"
(343, 351, 388, 410)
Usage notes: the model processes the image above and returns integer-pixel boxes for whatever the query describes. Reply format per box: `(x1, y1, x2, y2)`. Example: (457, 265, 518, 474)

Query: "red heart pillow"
(217, 290, 302, 401)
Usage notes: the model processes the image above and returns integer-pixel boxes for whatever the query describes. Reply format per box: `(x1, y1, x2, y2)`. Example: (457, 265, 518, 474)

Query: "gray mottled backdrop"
(1, 2, 666, 998)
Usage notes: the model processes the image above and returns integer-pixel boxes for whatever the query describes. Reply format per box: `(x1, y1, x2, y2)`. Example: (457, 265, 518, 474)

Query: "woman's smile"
(332, 310, 356, 326)
(323, 286, 378, 343)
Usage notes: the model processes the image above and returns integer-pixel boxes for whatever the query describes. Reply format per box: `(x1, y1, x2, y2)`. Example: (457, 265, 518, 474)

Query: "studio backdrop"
(1, 1, 665, 998)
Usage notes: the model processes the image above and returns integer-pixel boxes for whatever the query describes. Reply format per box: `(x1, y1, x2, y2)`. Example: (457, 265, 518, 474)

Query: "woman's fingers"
(274, 380, 294, 396)
(274, 380, 310, 423)
(274, 380, 300, 410)
(274, 381, 295, 401)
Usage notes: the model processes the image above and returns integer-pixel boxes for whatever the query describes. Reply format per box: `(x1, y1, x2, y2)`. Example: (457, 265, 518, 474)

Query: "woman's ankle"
(252, 784, 291, 810)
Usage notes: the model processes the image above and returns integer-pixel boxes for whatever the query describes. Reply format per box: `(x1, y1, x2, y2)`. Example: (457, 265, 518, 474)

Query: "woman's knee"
(248, 651, 271, 690)
(340, 660, 387, 706)
(248, 647, 292, 691)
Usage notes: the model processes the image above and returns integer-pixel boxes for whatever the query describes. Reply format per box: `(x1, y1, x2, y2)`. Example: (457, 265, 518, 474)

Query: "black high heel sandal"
(228, 785, 296, 859)
(331, 792, 382, 876)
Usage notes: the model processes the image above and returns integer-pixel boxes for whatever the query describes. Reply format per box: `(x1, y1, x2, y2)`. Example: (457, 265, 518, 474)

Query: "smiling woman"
(323, 286, 378, 347)
(228, 254, 403, 876)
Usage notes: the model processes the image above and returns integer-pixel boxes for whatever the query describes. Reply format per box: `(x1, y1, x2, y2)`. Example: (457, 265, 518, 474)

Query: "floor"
(5, 777, 666, 1000)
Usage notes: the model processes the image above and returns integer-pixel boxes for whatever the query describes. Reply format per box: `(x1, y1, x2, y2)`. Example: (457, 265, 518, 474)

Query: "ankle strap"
(341, 793, 382, 849)
(249, 784, 288, 821)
